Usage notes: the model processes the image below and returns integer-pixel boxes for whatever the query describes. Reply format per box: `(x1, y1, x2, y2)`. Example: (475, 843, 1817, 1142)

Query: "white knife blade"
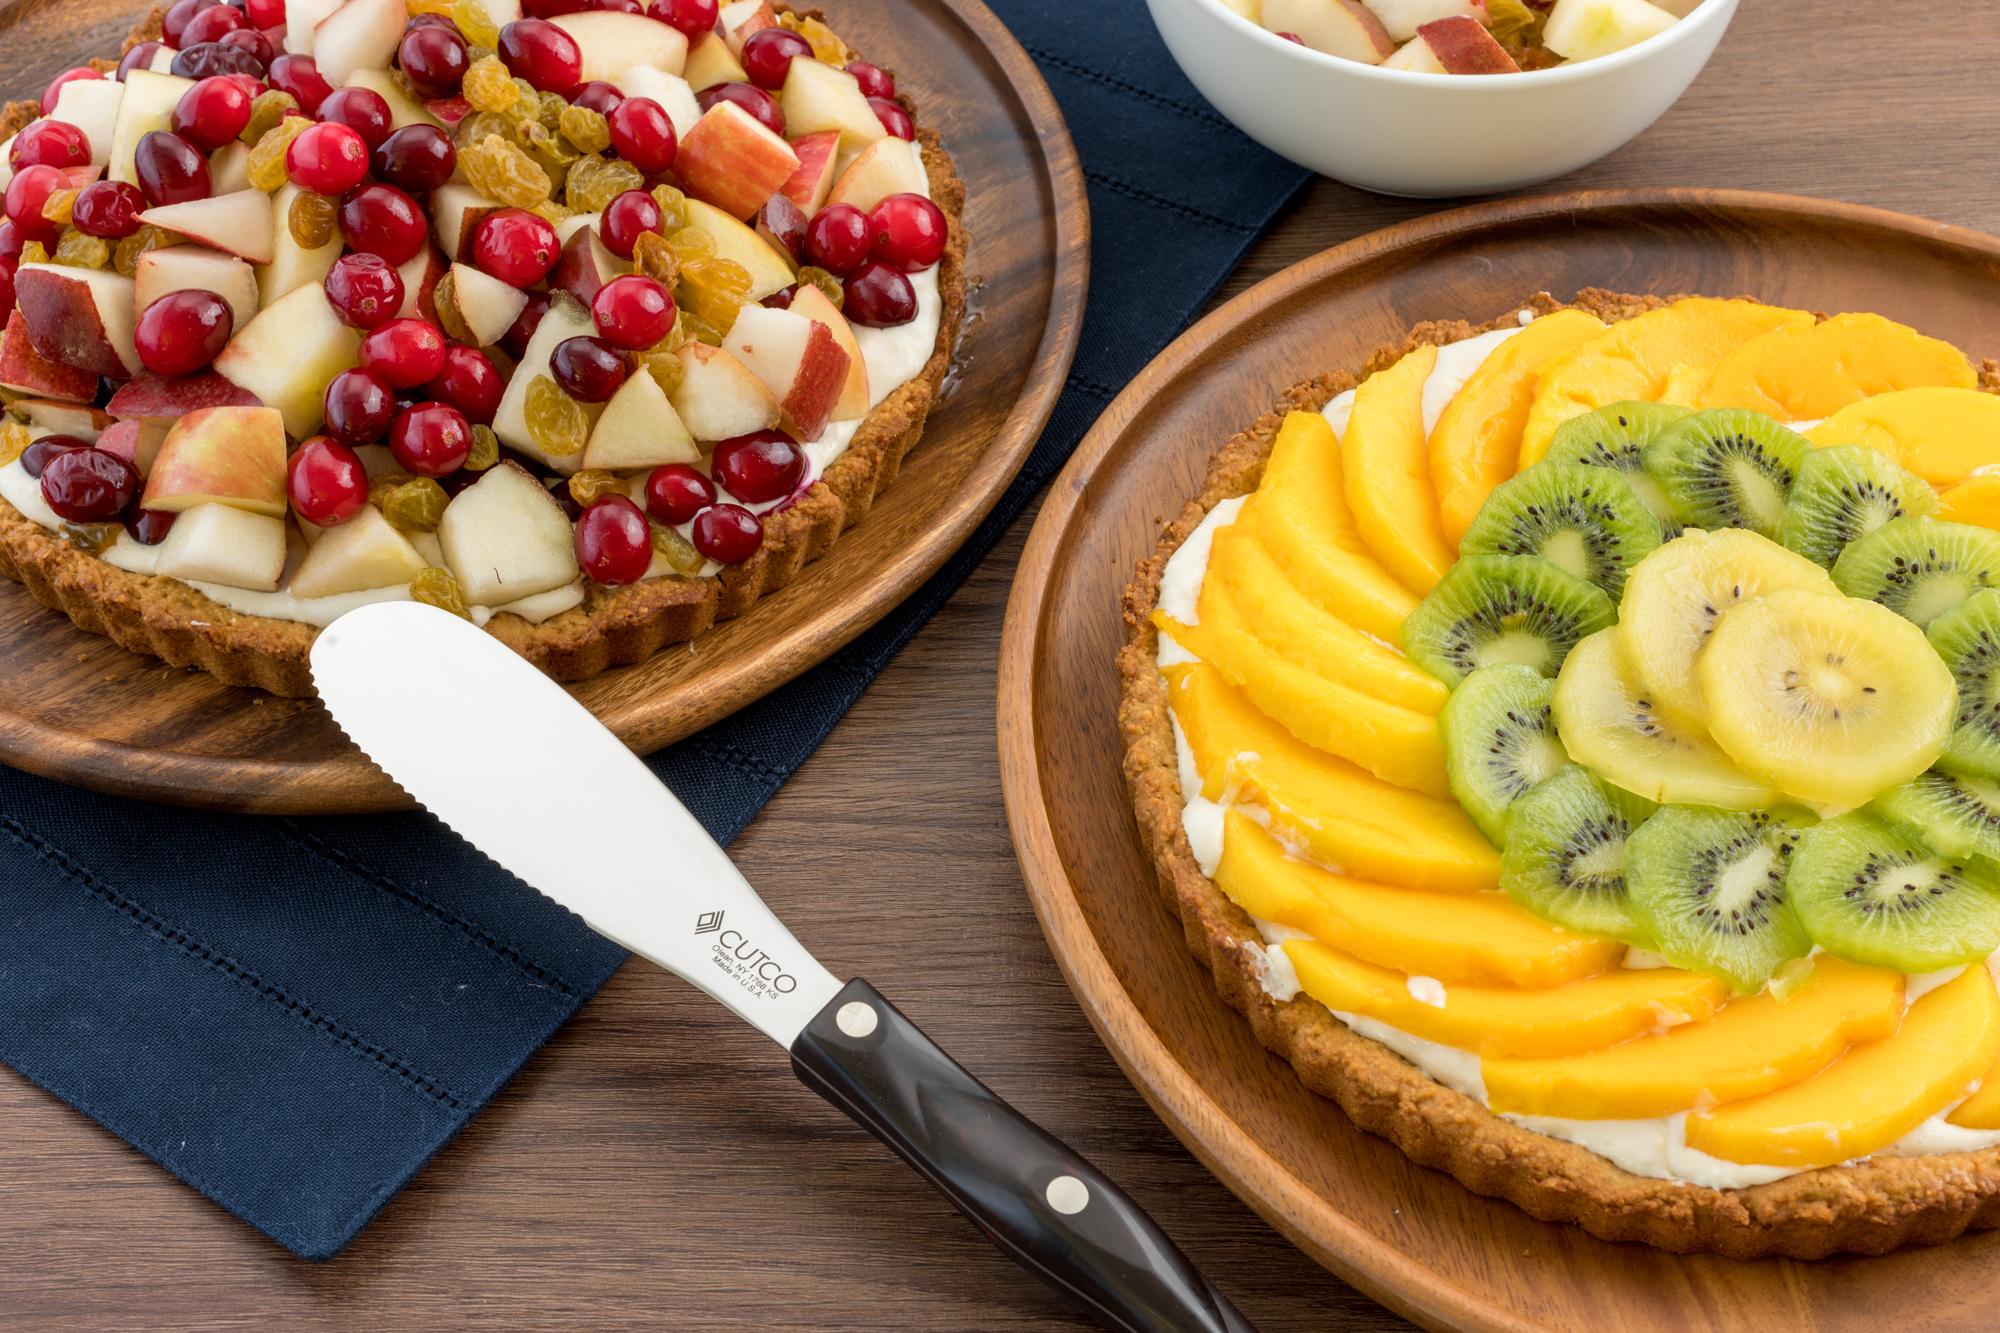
(309, 600, 842, 1047)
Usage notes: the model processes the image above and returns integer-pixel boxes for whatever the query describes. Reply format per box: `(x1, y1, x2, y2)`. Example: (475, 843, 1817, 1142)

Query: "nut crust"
(1116, 288, 2000, 1259)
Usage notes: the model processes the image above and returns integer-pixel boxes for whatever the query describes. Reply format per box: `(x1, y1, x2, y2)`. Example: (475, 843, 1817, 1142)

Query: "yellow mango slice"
(1657, 363, 1712, 407)
(1242, 412, 1417, 645)
(1165, 662, 1498, 892)
(1807, 387, 2000, 487)
(1286, 939, 1725, 1057)
(1689, 965, 2000, 1167)
(1202, 522, 1446, 715)
(1695, 312, 1977, 422)
(1158, 596, 1448, 796)
(1219, 811, 1617, 987)
(1481, 957, 1903, 1119)
(1429, 310, 1607, 546)
(1342, 344, 1453, 594)
(1934, 475, 2000, 530)
(1948, 986, 2000, 1129)
(1519, 298, 1814, 465)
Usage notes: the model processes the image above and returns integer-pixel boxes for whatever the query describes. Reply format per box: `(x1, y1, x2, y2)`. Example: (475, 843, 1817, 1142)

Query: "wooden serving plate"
(0, 0, 1086, 814)
(997, 190, 2000, 1331)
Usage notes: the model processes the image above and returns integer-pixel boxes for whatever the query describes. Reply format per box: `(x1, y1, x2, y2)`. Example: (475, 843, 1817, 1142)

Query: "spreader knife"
(311, 601, 1252, 1333)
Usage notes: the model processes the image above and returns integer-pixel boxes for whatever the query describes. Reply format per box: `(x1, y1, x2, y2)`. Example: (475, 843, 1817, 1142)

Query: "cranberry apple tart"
(0, 0, 963, 695)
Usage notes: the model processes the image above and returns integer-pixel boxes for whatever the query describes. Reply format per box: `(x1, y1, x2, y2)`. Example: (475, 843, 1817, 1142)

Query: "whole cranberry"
(591, 274, 674, 349)
(497, 18, 583, 95)
(598, 188, 660, 259)
(39, 447, 138, 522)
(691, 502, 762, 563)
(39, 67, 102, 116)
(500, 290, 550, 359)
(399, 23, 469, 96)
(286, 120, 370, 194)
(804, 202, 870, 274)
(135, 289, 234, 375)
(575, 494, 652, 584)
(171, 42, 267, 82)
(0, 220, 22, 267)
(267, 54, 333, 115)
(181, 3, 247, 45)
(360, 317, 449, 388)
(644, 462, 715, 525)
(712, 429, 805, 504)
(759, 285, 795, 310)
(323, 367, 397, 445)
(317, 86, 393, 149)
(286, 435, 369, 526)
(424, 344, 503, 423)
(866, 193, 946, 271)
(0, 266, 15, 321)
(20, 434, 89, 479)
(125, 507, 177, 545)
(372, 124, 456, 192)
(696, 81, 784, 137)
(472, 207, 559, 287)
(324, 252, 406, 329)
(550, 335, 628, 402)
(648, 0, 718, 37)
(133, 130, 212, 206)
(163, 0, 217, 46)
(842, 260, 918, 327)
(4, 166, 66, 244)
(339, 183, 429, 264)
(172, 76, 255, 152)
(117, 42, 169, 82)
(844, 60, 894, 100)
(71, 181, 147, 239)
(10, 120, 90, 172)
(245, 0, 286, 28)
(218, 26, 277, 67)
(739, 27, 811, 91)
(520, 0, 589, 14)
(570, 80, 624, 117)
(606, 95, 676, 174)
(388, 400, 472, 476)
(869, 96, 914, 140)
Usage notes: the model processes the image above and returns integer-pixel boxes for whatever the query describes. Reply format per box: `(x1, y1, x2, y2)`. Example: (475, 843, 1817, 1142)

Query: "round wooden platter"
(0, 0, 1086, 814)
(997, 190, 2000, 1332)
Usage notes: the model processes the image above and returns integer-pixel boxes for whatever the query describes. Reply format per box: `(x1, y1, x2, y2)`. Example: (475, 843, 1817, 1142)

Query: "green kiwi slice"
(1831, 516, 2000, 628)
(1625, 805, 1814, 991)
(1641, 409, 1807, 537)
(1440, 664, 1568, 846)
(1543, 400, 1690, 533)
(1775, 443, 1935, 568)
(1457, 461, 1664, 598)
(1928, 587, 2000, 778)
(1785, 812, 2000, 970)
(1871, 768, 2000, 865)
(1402, 554, 1616, 685)
(1500, 765, 1656, 941)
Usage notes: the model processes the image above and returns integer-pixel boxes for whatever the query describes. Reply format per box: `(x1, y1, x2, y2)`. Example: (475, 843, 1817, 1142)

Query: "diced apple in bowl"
(106, 70, 192, 187)
(682, 32, 748, 91)
(137, 191, 277, 265)
(1384, 16, 1520, 72)
(262, 182, 346, 305)
(1542, 0, 1680, 60)
(613, 66, 702, 139)
(549, 220, 628, 307)
(313, 0, 408, 86)
(438, 462, 581, 606)
(1260, 0, 1395, 62)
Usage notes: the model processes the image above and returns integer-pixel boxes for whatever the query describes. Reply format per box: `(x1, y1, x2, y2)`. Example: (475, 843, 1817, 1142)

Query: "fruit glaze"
(1122, 290, 2000, 1256)
(0, 0, 959, 695)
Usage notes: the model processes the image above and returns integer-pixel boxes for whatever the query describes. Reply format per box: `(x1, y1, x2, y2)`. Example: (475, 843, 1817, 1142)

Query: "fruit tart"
(1120, 289, 2000, 1257)
(0, 0, 963, 696)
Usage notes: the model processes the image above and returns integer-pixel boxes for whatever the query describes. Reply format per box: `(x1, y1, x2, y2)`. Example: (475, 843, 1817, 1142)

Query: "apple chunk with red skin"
(779, 130, 841, 215)
(137, 191, 276, 265)
(12, 400, 113, 441)
(396, 245, 447, 322)
(676, 101, 800, 221)
(669, 343, 781, 442)
(14, 264, 142, 379)
(786, 284, 869, 422)
(107, 370, 262, 423)
(1261, 0, 1396, 61)
(442, 262, 529, 347)
(141, 405, 289, 518)
(549, 220, 626, 307)
(1366, 0, 1486, 42)
(97, 418, 170, 475)
(0, 310, 99, 401)
(135, 244, 260, 335)
(1403, 16, 1521, 72)
(722, 304, 851, 442)
(718, 0, 779, 55)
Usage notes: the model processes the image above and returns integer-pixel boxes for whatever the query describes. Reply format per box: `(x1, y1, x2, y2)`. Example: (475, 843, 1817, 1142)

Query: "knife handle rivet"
(836, 1001, 879, 1038)
(1045, 1176, 1090, 1216)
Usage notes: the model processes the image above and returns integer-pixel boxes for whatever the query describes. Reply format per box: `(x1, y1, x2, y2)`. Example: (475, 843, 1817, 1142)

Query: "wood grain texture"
(6, 1, 2000, 1329)
(0, 0, 1087, 815)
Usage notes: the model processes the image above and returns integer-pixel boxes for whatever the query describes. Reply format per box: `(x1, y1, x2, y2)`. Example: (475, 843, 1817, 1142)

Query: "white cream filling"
(1157, 495, 1244, 625)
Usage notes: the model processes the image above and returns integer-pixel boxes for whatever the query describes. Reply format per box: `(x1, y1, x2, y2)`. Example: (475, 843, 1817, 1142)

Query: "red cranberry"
(324, 252, 405, 329)
(804, 202, 870, 274)
(388, 400, 471, 475)
(163, 0, 217, 45)
(371, 123, 456, 192)
(648, 0, 717, 36)
(498, 19, 582, 95)
(472, 207, 558, 287)
(696, 82, 784, 136)
(218, 27, 277, 67)
(117, 43, 169, 82)
(399, 24, 469, 96)
(125, 507, 177, 544)
(760, 285, 795, 309)
(71, 181, 146, 239)
(570, 80, 624, 117)
(41, 447, 139, 522)
(10, 120, 90, 172)
(844, 60, 894, 99)
(606, 96, 676, 174)
(843, 260, 918, 327)
(171, 76, 254, 152)
(339, 183, 428, 263)
(133, 130, 212, 206)
(4, 166, 66, 244)
(644, 462, 714, 524)
(740, 27, 811, 90)
(40, 67, 102, 116)
(866, 192, 945, 271)
(318, 86, 393, 149)
(135, 289, 234, 375)
(521, 0, 589, 14)
(323, 367, 397, 445)
(286, 120, 370, 194)
(869, 96, 914, 140)
(692, 502, 761, 562)
(591, 274, 673, 349)
(500, 290, 550, 358)
(171, 42, 267, 82)
(574, 493, 651, 584)
(181, 3, 247, 45)
(20, 434, 89, 479)
(360, 317, 448, 388)
(587, 0, 642, 13)
(268, 54, 332, 115)
(286, 435, 369, 525)
(758, 193, 805, 260)
(424, 344, 503, 423)
(712, 429, 804, 503)
(0, 220, 21, 267)
(550, 335, 627, 402)
(0, 266, 14, 321)
(245, 0, 286, 28)
(599, 188, 660, 259)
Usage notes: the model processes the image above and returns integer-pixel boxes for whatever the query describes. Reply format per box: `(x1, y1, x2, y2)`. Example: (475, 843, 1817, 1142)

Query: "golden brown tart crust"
(1116, 288, 2000, 1259)
(0, 9, 966, 697)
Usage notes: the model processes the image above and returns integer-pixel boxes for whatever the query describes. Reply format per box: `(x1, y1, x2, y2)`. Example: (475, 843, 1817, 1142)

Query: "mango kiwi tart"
(1119, 288, 2000, 1257)
(0, 0, 963, 696)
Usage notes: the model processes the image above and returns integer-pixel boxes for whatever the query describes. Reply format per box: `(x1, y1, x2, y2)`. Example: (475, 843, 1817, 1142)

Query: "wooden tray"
(996, 190, 2000, 1332)
(0, 0, 1087, 814)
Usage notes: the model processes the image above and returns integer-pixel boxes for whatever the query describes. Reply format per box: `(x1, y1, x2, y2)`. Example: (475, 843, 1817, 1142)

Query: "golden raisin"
(431, 271, 474, 345)
(53, 228, 110, 269)
(638, 339, 684, 396)
(248, 115, 313, 191)
(678, 311, 724, 347)
(650, 521, 702, 574)
(567, 470, 625, 506)
(632, 230, 678, 286)
(18, 240, 48, 267)
(558, 105, 610, 155)
(465, 423, 500, 472)
(797, 265, 844, 309)
(451, 0, 500, 44)
(462, 55, 518, 113)
(454, 110, 513, 150)
(0, 420, 30, 467)
(537, 91, 567, 131)
(287, 189, 337, 248)
(411, 566, 473, 618)
(461, 133, 551, 209)
(406, 0, 455, 14)
(529, 197, 573, 227)
(242, 90, 298, 144)
(797, 16, 849, 63)
(367, 471, 417, 509)
(382, 477, 450, 533)
(565, 155, 642, 213)
(524, 375, 587, 457)
(665, 225, 715, 263)
(649, 183, 688, 234)
(496, 77, 542, 125)
(678, 256, 752, 333)
(61, 523, 118, 554)
(40, 189, 77, 226)
(111, 225, 174, 276)
(515, 119, 579, 188)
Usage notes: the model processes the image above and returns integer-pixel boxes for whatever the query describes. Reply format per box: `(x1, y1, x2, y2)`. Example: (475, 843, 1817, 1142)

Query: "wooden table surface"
(7, 4, 2000, 1328)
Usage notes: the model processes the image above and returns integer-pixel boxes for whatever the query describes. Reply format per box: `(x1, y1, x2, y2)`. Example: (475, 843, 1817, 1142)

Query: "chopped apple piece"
(549, 219, 627, 306)
(682, 32, 747, 91)
(1542, 0, 1678, 59)
(675, 100, 800, 221)
(669, 343, 781, 442)
(490, 294, 599, 471)
(551, 11, 688, 83)
(1260, 0, 1396, 61)
(779, 59, 885, 154)
(824, 137, 928, 215)
(153, 501, 287, 591)
(142, 405, 288, 517)
(717, 0, 778, 55)
(612, 66, 701, 139)
(50, 79, 124, 168)
(107, 370, 263, 422)
(13, 400, 113, 441)
(1407, 15, 1520, 71)
(260, 182, 344, 305)
(396, 245, 446, 321)
(138, 189, 276, 265)
(13, 264, 141, 378)
(722, 304, 850, 441)
(313, 0, 409, 87)
(289, 504, 428, 597)
(0, 310, 98, 401)
(437, 461, 580, 605)
(1365, 0, 1486, 41)
(444, 262, 529, 345)
(582, 368, 698, 470)
(1382, 36, 1449, 70)
(787, 284, 868, 421)
(342, 67, 443, 130)
(210, 140, 251, 194)
(106, 69, 193, 187)
(779, 130, 841, 215)
(214, 282, 362, 438)
(97, 418, 170, 474)
(430, 182, 502, 262)
(684, 198, 794, 300)
(285, 0, 342, 56)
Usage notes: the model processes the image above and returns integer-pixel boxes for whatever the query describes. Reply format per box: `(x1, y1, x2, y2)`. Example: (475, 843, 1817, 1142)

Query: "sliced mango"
(1657, 363, 1713, 407)
(1243, 412, 1418, 645)
(1201, 522, 1446, 715)
(1219, 811, 1617, 987)
(1286, 939, 1725, 1057)
(1481, 956, 1903, 1119)
(1341, 344, 1453, 594)
(1689, 965, 2000, 1167)
(1807, 387, 2000, 487)
(1429, 310, 1608, 547)
(1949, 983, 2000, 1129)
(1695, 312, 1977, 423)
(1934, 475, 2000, 531)
(1165, 662, 1498, 892)
(1519, 298, 1814, 465)
(1157, 595, 1448, 796)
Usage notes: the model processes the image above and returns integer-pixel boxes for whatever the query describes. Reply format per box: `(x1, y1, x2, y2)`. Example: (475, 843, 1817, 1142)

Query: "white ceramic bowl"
(1144, 0, 1739, 197)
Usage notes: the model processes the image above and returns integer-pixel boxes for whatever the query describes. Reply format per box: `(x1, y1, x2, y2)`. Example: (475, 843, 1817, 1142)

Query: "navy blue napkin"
(0, 0, 1309, 1260)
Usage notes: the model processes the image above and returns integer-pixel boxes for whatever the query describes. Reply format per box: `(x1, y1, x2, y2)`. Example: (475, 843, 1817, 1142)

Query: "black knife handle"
(791, 979, 1255, 1333)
